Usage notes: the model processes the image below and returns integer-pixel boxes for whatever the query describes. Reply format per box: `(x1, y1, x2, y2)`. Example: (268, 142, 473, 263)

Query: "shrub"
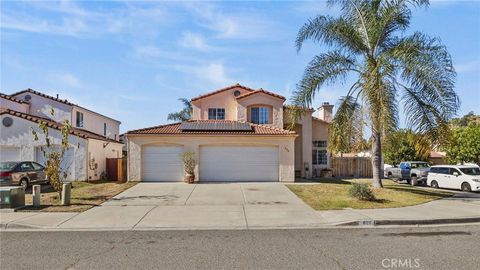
(349, 183, 375, 201)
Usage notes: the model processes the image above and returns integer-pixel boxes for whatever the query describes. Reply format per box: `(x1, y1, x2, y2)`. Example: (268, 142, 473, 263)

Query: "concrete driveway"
(59, 183, 322, 230)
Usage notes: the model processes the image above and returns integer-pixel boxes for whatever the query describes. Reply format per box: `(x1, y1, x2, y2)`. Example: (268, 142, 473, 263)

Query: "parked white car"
(427, 165, 480, 192)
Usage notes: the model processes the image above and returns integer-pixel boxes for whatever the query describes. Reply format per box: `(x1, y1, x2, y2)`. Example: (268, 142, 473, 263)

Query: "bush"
(349, 183, 375, 201)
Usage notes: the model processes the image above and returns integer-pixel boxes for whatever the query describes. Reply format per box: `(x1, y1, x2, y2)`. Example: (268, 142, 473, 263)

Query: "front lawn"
(21, 180, 137, 212)
(287, 179, 452, 210)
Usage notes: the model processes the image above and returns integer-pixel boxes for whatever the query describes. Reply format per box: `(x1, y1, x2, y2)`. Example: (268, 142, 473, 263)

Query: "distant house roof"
(191, 83, 256, 101)
(9, 89, 121, 123)
(430, 151, 446, 158)
(0, 92, 28, 104)
(312, 116, 330, 124)
(235, 88, 286, 101)
(126, 120, 296, 136)
(0, 109, 120, 143)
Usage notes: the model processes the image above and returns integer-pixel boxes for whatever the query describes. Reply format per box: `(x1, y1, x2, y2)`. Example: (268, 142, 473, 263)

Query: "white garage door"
(200, 146, 279, 182)
(142, 146, 184, 182)
(0, 146, 21, 162)
(35, 146, 75, 181)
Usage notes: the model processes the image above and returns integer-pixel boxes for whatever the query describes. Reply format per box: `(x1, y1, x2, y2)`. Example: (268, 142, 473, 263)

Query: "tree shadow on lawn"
(309, 178, 353, 185)
(385, 185, 452, 198)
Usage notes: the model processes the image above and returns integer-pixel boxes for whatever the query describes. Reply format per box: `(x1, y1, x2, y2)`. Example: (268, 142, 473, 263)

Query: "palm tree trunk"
(371, 130, 383, 188)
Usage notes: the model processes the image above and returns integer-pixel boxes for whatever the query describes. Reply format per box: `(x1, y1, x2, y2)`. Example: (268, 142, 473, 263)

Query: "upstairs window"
(76, 111, 84, 128)
(313, 140, 327, 148)
(208, 108, 225, 120)
(104, 123, 107, 136)
(251, 107, 269, 124)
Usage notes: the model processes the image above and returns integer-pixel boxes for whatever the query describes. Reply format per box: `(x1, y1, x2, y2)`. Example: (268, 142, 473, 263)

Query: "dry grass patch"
(21, 180, 137, 212)
(287, 179, 452, 210)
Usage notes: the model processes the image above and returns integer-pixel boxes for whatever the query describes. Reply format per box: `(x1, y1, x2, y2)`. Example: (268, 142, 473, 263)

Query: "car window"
(0, 162, 18, 171)
(18, 162, 34, 172)
(412, 163, 430, 168)
(449, 168, 461, 175)
(459, 167, 480, 175)
(430, 167, 439, 173)
(31, 162, 44, 170)
(434, 167, 449, 174)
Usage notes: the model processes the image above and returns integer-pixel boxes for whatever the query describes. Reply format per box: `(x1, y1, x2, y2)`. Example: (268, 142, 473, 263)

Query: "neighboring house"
(126, 84, 332, 182)
(0, 90, 123, 181)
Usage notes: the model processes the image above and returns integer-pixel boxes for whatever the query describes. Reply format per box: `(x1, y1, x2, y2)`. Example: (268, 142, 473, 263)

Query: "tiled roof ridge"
(190, 83, 256, 101)
(126, 122, 182, 134)
(0, 109, 119, 143)
(236, 88, 286, 101)
(0, 92, 28, 104)
(9, 88, 74, 105)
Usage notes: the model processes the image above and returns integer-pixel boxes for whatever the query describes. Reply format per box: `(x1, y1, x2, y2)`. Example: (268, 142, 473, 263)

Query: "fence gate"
(331, 157, 372, 178)
(106, 157, 127, 182)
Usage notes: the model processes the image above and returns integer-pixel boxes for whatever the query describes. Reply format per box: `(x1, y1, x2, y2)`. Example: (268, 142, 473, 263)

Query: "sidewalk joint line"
(240, 184, 249, 229)
(56, 212, 81, 227)
(131, 205, 157, 230)
(184, 184, 197, 205)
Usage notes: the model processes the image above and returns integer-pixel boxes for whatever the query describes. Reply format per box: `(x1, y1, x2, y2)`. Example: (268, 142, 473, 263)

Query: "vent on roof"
(2, 117, 13, 127)
(234, 90, 241, 97)
(179, 122, 252, 131)
(24, 95, 31, 101)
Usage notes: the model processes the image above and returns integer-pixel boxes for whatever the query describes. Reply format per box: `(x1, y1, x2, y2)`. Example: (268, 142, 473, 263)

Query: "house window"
(76, 111, 84, 128)
(208, 108, 225, 120)
(313, 140, 327, 148)
(312, 140, 328, 165)
(251, 107, 269, 124)
(103, 123, 107, 136)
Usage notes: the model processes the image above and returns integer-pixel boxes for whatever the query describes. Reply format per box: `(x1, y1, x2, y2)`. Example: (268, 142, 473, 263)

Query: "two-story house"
(126, 84, 332, 182)
(0, 89, 123, 181)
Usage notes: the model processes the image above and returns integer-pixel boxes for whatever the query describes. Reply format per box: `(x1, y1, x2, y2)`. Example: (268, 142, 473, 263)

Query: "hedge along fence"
(331, 157, 373, 178)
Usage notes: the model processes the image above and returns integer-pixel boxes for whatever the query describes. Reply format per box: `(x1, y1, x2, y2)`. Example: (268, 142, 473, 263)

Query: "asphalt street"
(1, 225, 478, 270)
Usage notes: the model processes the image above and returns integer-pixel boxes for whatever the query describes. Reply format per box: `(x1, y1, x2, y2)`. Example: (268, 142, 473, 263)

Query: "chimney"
(56, 94, 59, 99)
(318, 102, 334, 122)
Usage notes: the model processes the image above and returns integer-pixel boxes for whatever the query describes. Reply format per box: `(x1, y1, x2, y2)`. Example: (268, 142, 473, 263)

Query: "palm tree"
(167, 98, 192, 122)
(292, 0, 459, 188)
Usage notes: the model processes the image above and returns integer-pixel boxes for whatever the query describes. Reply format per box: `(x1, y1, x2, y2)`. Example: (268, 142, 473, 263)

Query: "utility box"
(0, 186, 25, 209)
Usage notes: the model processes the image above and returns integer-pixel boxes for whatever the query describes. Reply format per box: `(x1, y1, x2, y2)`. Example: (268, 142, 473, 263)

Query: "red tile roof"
(0, 93, 28, 104)
(191, 83, 256, 101)
(126, 120, 296, 136)
(9, 89, 121, 123)
(10, 89, 74, 105)
(0, 109, 120, 143)
(236, 88, 286, 101)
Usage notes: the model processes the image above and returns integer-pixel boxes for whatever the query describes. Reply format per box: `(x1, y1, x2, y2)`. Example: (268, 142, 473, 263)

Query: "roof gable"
(191, 83, 255, 102)
(10, 89, 74, 106)
(0, 93, 27, 104)
(235, 88, 285, 101)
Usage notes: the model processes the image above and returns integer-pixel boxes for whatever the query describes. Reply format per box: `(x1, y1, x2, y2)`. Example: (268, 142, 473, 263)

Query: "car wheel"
(431, 180, 439, 189)
(19, 178, 29, 190)
(461, 183, 472, 192)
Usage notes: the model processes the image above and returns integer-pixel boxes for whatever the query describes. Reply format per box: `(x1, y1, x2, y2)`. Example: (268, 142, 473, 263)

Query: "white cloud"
(175, 63, 234, 87)
(455, 60, 480, 73)
(179, 32, 213, 51)
(58, 73, 82, 88)
(183, 2, 275, 40)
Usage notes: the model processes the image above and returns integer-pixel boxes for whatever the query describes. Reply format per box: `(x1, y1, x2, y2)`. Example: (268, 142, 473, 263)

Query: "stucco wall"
(72, 106, 120, 141)
(87, 139, 123, 180)
(0, 97, 30, 113)
(237, 93, 284, 128)
(12, 92, 72, 123)
(127, 135, 296, 183)
(0, 114, 87, 181)
(191, 86, 252, 121)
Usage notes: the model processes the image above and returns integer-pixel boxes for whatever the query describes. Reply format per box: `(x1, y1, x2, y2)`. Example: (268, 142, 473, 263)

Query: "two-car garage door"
(200, 146, 279, 182)
(141, 145, 279, 182)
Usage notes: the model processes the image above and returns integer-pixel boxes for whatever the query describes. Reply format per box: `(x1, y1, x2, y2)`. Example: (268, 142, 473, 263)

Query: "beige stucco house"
(0, 90, 123, 181)
(126, 84, 332, 182)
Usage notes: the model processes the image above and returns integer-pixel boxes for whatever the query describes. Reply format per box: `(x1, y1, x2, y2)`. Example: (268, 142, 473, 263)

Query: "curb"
(336, 217, 480, 227)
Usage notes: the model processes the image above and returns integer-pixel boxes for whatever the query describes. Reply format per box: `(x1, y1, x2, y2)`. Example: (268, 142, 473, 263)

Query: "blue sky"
(1, 0, 479, 133)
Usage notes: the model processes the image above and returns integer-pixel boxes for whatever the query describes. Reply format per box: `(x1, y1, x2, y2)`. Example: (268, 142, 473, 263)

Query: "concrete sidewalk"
(1, 183, 479, 231)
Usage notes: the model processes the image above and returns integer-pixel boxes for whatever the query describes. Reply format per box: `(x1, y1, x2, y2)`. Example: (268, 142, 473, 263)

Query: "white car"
(427, 165, 480, 192)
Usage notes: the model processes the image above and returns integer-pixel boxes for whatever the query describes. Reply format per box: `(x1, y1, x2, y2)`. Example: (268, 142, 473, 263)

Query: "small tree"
(445, 124, 480, 165)
(383, 129, 431, 165)
(31, 109, 73, 199)
(168, 98, 192, 122)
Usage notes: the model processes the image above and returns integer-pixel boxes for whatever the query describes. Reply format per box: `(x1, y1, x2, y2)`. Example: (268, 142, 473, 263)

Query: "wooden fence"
(331, 157, 372, 178)
(106, 157, 127, 182)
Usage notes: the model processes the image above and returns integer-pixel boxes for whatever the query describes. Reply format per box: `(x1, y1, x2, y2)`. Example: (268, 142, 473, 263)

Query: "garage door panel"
(142, 146, 183, 182)
(200, 146, 279, 182)
(0, 146, 21, 162)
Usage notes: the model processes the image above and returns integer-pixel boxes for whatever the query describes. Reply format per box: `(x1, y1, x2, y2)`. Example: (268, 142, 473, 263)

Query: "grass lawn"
(21, 180, 137, 212)
(287, 179, 453, 210)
